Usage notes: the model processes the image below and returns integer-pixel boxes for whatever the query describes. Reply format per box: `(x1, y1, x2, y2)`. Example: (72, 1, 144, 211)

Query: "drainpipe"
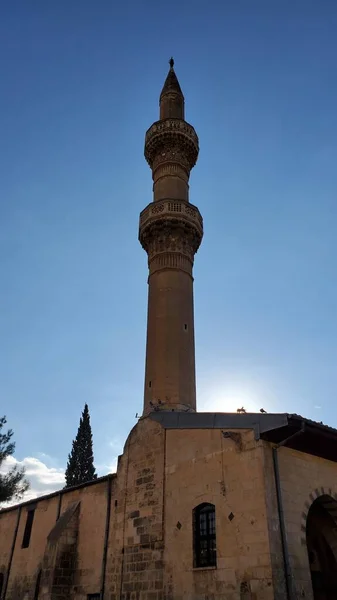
(272, 422, 305, 600)
(100, 475, 113, 600)
(3, 506, 21, 600)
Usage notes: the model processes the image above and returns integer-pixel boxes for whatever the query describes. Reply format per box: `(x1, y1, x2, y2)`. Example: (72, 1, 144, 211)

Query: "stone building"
(1, 60, 337, 600)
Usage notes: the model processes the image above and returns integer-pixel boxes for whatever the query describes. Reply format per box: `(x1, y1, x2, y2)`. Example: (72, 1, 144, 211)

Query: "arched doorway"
(306, 495, 337, 599)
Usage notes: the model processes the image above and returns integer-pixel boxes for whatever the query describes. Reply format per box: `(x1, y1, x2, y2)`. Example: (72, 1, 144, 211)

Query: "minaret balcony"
(144, 119, 199, 169)
(139, 199, 203, 238)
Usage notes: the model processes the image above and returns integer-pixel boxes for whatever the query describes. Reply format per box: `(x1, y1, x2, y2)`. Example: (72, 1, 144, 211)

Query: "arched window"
(193, 503, 216, 568)
(0, 572, 4, 596)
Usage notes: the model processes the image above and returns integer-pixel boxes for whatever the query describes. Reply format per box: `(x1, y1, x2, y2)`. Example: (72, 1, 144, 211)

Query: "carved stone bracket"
(139, 219, 202, 264)
(222, 431, 243, 452)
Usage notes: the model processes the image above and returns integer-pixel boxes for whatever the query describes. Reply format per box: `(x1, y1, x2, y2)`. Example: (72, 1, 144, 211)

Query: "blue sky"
(1, 0, 337, 497)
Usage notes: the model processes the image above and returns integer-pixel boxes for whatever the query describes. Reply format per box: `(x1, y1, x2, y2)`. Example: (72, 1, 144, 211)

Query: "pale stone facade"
(1, 413, 337, 599)
(1, 62, 337, 600)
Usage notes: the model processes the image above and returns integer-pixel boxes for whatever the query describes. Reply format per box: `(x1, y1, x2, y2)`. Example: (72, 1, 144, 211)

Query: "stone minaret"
(139, 59, 203, 415)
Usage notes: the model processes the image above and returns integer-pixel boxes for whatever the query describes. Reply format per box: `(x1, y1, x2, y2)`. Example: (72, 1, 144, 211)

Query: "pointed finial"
(159, 57, 184, 119)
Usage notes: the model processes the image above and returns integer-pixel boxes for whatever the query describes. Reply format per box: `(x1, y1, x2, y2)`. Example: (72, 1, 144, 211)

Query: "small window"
(0, 573, 4, 596)
(22, 508, 35, 548)
(193, 503, 216, 568)
(34, 570, 41, 600)
(87, 595, 100, 599)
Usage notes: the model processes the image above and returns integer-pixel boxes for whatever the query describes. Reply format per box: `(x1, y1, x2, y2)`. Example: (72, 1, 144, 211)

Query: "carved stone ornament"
(152, 147, 193, 176)
(139, 200, 203, 265)
(144, 118, 199, 172)
(139, 218, 202, 264)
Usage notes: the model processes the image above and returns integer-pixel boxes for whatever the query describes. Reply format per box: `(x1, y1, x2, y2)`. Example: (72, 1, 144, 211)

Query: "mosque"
(1, 60, 337, 600)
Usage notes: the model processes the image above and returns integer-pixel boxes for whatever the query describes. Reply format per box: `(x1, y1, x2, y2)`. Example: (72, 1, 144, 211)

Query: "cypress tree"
(64, 404, 97, 488)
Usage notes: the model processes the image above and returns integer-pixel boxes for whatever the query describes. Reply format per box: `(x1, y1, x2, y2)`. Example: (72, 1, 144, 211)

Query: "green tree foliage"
(0, 416, 29, 504)
(64, 404, 97, 488)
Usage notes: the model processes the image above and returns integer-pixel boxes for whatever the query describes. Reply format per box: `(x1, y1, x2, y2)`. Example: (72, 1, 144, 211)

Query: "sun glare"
(198, 383, 263, 414)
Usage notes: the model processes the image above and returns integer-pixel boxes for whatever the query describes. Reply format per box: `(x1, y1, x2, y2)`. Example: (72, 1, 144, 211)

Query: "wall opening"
(22, 508, 35, 548)
(193, 502, 216, 568)
(306, 494, 337, 599)
(0, 573, 4, 597)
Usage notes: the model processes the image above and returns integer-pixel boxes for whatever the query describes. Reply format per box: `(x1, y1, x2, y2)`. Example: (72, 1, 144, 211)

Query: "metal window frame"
(193, 503, 216, 568)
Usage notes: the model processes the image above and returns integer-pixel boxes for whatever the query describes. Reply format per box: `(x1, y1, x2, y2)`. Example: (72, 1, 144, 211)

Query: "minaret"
(139, 59, 203, 415)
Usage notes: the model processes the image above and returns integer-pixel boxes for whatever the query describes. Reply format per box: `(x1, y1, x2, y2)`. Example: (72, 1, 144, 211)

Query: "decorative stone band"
(144, 402, 195, 415)
(153, 162, 188, 182)
(152, 159, 189, 184)
(148, 251, 193, 276)
(152, 153, 191, 183)
(144, 118, 199, 172)
(139, 200, 203, 274)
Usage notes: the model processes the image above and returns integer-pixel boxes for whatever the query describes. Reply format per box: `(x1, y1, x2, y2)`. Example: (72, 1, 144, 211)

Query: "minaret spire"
(139, 62, 203, 416)
(159, 58, 185, 120)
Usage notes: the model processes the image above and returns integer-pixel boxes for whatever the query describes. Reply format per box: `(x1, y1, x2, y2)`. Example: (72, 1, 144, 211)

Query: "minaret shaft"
(139, 61, 203, 416)
(144, 269, 196, 412)
(153, 170, 189, 203)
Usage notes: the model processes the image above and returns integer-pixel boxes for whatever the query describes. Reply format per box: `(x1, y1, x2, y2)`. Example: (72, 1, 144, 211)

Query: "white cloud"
(94, 437, 122, 475)
(108, 438, 122, 451)
(1, 455, 65, 506)
(95, 457, 118, 476)
(1, 450, 119, 508)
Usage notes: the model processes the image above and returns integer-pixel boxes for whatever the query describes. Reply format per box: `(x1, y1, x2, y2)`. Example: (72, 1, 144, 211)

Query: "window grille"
(193, 503, 216, 568)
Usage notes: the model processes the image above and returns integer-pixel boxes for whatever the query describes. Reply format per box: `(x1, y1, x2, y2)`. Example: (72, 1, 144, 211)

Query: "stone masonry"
(139, 58, 203, 416)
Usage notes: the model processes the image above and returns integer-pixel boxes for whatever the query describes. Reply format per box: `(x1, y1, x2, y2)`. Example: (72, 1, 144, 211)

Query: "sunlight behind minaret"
(198, 383, 263, 414)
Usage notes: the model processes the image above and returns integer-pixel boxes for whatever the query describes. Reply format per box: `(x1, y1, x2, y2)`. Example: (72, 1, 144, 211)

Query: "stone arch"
(300, 487, 337, 546)
(306, 494, 337, 599)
